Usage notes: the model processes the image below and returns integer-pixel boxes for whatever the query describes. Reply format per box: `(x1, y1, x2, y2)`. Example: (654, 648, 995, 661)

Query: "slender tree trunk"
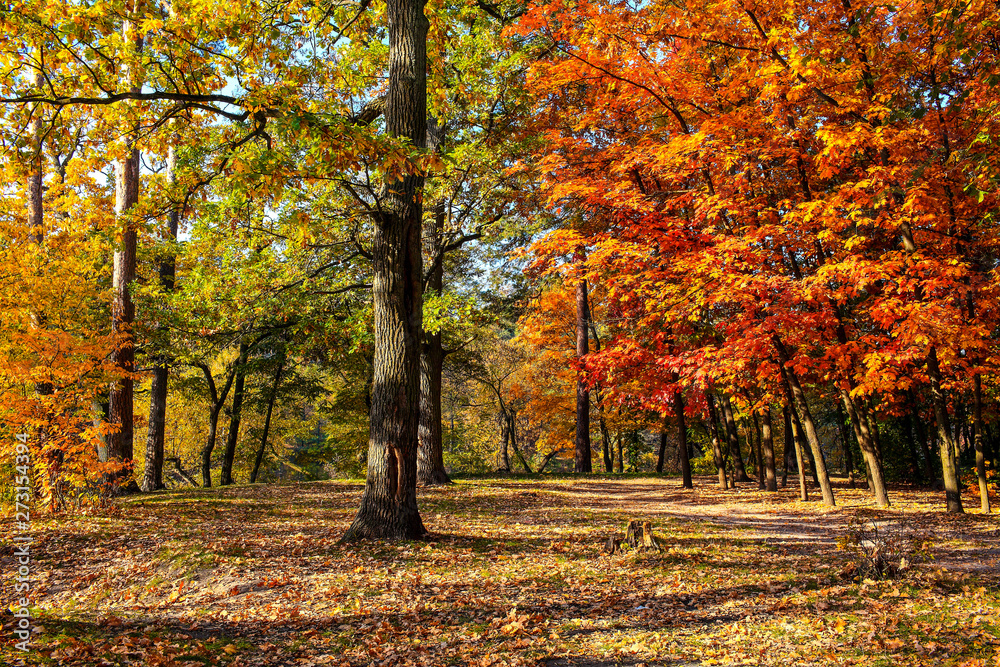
(720, 395, 751, 482)
(974, 375, 991, 513)
(760, 406, 777, 491)
(706, 394, 729, 489)
(509, 412, 532, 473)
(142, 144, 179, 492)
(836, 402, 856, 488)
(655, 427, 668, 473)
(196, 361, 238, 489)
(782, 405, 793, 488)
(251, 357, 284, 484)
(616, 432, 623, 474)
(498, 409, 511, 472)
(675, 390, 692, 488)
(574, 252, 591, 473)
(839, 388, 890, 505)
(751, 413, 764, 490)
(27, 67, 54, 399)
(789, 406, 820, 488)
(108, 19, 144, 479)
(908, 391, 936, 483)
(927, 347, 964, 513)
(778, 367, 834, 505)
(787, 404, 809, 501)
(202, 408, 221, 488)
(27, 69, 44, 243)
(588, 319, 612, 473)
(343, 0, 428, 540)
(599, 407, 613, 472)
(220, 343, 248, 486)
(866, 402, 886, 478)
(901, 413, 924, 484)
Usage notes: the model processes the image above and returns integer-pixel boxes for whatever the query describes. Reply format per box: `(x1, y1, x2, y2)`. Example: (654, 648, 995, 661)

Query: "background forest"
(2, 0, 1000, 521)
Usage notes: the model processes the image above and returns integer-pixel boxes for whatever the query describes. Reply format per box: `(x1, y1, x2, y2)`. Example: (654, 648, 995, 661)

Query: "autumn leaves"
(518, 0, 999, 512)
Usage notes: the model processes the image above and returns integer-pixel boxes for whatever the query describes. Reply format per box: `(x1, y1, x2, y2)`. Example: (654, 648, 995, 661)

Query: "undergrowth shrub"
(837, 510, 933, 580)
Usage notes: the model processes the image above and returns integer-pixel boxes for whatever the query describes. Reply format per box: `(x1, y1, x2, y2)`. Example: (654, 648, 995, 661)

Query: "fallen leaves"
(0, 477, 997, 666)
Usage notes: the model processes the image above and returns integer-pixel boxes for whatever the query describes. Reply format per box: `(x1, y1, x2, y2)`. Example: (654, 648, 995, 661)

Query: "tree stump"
(625, 520, 661, 552)
(603, 536, 619, 555)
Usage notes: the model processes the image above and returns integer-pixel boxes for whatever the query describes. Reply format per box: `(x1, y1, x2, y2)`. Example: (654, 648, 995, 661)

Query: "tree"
(342, 0, 430, 540)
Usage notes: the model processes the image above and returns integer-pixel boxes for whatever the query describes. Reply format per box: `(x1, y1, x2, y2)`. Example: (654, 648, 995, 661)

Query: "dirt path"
(522, 477, 1000, 576)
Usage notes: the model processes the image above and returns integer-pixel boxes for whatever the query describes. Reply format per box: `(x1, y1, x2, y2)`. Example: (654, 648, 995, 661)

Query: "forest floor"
(1, 475, 998, 667)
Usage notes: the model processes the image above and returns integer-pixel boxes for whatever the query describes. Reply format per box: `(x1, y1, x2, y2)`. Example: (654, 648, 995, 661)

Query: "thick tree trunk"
(251, 358, 284, 484)
(574, 256, 591, 473)
(974, 375, 991, 513)
(706, 394, 729, 489)
(342, 0, 428, 541)
(417, 328, 450, 485)
(720, 395, 751, 482)
(760, 406, 777, 491)
(927, 347, 964, 513)
(142, 366, 168, 491)
(142, 146, 179, 493)
(108, 22, 144, 476)
(675, 390, 692, 488)
(220, 343, 248, 486)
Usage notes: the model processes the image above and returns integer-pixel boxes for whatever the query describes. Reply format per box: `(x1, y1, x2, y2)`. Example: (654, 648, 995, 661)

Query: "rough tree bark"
(342, 0, 429, 540)
(108, 15, 144, 479)
(574, 250, 591, 473)
(416, 119, 452, 486)
(142, 143, 179, 492)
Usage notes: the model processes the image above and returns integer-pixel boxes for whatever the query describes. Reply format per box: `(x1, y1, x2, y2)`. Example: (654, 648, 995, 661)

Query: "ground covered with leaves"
(2, 477, 998, 666)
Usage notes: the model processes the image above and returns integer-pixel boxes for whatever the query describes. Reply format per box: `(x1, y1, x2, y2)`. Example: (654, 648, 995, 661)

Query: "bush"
(837, 510, 932, 580)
